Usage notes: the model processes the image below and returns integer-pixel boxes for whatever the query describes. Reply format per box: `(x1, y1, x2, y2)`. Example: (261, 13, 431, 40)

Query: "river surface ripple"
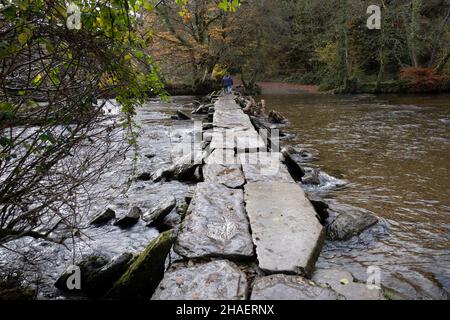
(262, 93, 450, 300)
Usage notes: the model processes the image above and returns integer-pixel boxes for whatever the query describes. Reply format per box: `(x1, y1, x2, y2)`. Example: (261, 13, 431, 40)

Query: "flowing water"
(0, 97, 198, 299)
(262, 93, 450, 300)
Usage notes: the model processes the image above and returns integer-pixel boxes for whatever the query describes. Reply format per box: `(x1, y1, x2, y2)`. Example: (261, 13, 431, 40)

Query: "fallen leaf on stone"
(340, 278, 349, 285)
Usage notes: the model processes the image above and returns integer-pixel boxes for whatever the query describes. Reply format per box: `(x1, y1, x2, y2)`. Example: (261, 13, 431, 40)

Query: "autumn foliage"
(400, 67, 448, 93)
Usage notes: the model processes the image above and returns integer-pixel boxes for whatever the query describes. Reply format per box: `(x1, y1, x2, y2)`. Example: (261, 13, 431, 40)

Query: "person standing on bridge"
(222, 74, 234, 95)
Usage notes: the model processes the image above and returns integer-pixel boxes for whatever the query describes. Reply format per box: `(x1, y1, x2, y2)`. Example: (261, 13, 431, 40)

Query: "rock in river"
(142, 196, 177, 226)
(174, 182, 254, 260)
(107, 231, 174, 300)
(312, 269, 384, 300)
(114, 206, 142, 229)
(153, 152, 202, 182)
(55, 255, 109, 292)
(173, 110, 191, 120)
(84, 253, 134, 297)
(250, 274, 343, 300)
(152, 260, 247, 300)
(89, 208, 116, 226)
(326, 203, 379, 241)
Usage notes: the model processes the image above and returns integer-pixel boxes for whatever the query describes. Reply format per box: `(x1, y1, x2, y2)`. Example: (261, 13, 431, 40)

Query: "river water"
(262, 93, 450, 299)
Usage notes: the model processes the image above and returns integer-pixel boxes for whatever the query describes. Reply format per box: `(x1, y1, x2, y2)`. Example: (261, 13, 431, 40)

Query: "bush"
(0, 272, 35, 300)
(400, 67, 448, 93)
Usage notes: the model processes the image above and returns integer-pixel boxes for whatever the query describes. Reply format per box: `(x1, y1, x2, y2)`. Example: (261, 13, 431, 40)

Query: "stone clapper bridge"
(151, 94, 335, 300)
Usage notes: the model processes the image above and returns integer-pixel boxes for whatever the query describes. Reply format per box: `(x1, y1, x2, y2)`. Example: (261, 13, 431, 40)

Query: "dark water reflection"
(262, 93, 450, 299)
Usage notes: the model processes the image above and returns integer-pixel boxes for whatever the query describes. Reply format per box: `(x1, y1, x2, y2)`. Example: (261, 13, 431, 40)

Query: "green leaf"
(340, 278, 349, 285)
(18, 28, 32, 46)
(18, 32, 29, 45)
(32, 73, 42, 86)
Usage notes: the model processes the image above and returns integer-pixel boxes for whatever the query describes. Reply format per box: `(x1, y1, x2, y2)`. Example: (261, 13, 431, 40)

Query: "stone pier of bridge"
(152, 94, 328, 300)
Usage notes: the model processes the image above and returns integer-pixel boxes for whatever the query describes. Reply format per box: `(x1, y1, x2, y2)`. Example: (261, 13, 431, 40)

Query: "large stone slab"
(312, 269, 384, 300)
(203, 163, 245, 189)
(244, 181, 324, 276)
(174, 182, 254, 259)
(213, 108, 254, 130)
(214, 96, 242, 111)
(204, 148, 238, 165)
(239, 152, 293, 183)
(250, 274, 342, 300)
(152, 260, 247, 300)
(210, 128, 266, 152)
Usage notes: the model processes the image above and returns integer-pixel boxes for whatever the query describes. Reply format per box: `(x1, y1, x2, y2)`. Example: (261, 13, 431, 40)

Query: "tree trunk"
(435, 52, 450, 73)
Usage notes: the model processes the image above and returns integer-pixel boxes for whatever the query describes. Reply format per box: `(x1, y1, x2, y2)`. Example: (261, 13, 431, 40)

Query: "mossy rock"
(0, 278, 35, 300)
(106, 231, 174, 300)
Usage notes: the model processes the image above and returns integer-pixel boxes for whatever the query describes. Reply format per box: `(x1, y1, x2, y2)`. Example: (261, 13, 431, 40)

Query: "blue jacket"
(222, 76, 233, 87)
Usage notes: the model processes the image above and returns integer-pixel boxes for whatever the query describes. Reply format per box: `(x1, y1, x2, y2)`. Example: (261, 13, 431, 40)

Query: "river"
(262, 93, 450, 299)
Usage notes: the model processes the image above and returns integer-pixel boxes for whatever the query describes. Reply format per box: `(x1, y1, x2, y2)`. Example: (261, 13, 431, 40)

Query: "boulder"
(171, 153, 203, 181)
(268, 110, 286, 124)
(106, 231, 174, 300)
(114, 206, 142, 229)
(284, 146, 318, 163)
(174, 182, 254, 260)
(55, 255, 108, 292)
(85, 253, 134, 297)
(192, 104, 211, 115)
(170, 110, 191, 120)
(175, 110, 191, 120)
(142, 196, 177, 226)
(250, 274, 343, 300)
(159, 210, 183, 231)
(135, 172, 152, 181)
(302, 168, 321, 185)
(152, 152, 202, 182)
(152, 260, 247, 300)
(152, 164, 174, 182)
(89, 208, 116, 226)
(326, 203, 378, 240)
(313, 269, 384, 300)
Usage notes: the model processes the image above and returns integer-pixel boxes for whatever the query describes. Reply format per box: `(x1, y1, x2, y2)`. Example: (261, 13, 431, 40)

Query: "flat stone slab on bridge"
(203, 163, 245, 189)
(250, 274, 342, 300)
(210, 128, 266, 152)
(213, 108, 254, 129)
(204, 148, 238, 165)
(174, 182, 254, 260)
(239, 152, 292, 183)
(213, 96, 254, 131)
(152, 260, 247, 300)
(244, 181, 324, 277)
